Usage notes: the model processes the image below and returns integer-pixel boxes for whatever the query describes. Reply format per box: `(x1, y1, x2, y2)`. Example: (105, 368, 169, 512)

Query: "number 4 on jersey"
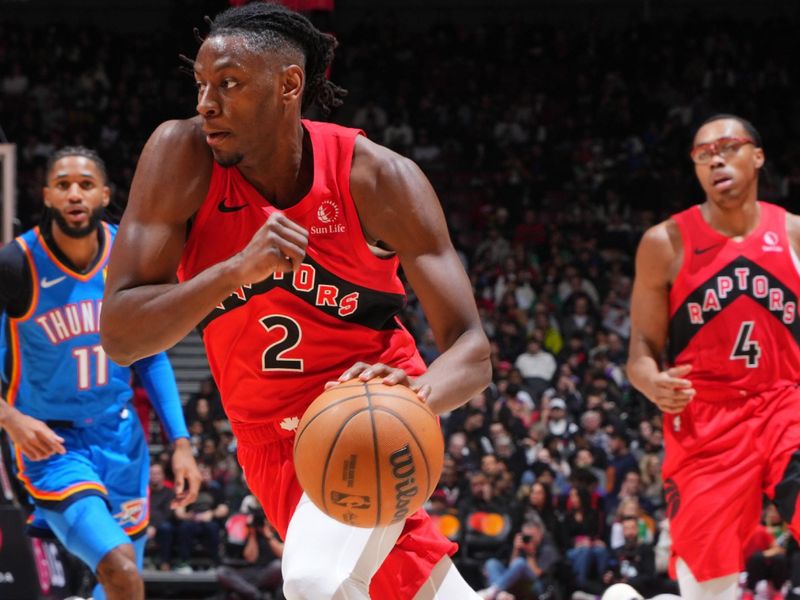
(730, 321, 761, 368)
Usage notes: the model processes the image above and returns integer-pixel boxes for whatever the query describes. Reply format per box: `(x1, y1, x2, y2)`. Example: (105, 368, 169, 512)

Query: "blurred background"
(1, 0, 800, 598)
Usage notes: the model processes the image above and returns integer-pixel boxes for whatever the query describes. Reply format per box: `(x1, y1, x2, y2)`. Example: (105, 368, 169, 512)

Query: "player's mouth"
(65, 207, 88, 224)
(204, 130, 230, 148)
(712, 172, 734, 191)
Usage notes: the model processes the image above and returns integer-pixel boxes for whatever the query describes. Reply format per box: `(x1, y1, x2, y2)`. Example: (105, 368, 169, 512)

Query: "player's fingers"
(411, 383, 432, 402)
(358, 363, 392, 381)
(338, 362, 370, 381)
(37, 430, 66, 455)
(380, 368, 410, 386)
(269, 211, 309, 237)
(174, 470, 185, 497)
(186, 471, 201, 504)
(667, 364, 693, 377)
(23, 441, 46, 461)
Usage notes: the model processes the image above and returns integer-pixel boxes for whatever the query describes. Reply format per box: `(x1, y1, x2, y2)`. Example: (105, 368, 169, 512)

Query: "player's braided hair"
(45, 146, 108, 183)
(206, 2, 346, 115)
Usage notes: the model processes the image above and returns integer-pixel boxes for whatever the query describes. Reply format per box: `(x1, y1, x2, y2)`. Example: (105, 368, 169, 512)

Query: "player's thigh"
(667, 447, 763, 581)
(283, 492, 404, 583)
(91, 413, 150, 537)
(39, 494, 131, 572)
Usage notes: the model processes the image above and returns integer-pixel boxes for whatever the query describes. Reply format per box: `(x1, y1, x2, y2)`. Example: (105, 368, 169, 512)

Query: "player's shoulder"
(637, 218, 682, 268)
(351, 135, 421, 193)
(147, 116, 208, 158)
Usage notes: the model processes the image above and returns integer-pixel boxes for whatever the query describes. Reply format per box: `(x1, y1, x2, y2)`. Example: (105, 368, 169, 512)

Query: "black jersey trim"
(198, 254, 404, 333)
(668, 256, 800, 360)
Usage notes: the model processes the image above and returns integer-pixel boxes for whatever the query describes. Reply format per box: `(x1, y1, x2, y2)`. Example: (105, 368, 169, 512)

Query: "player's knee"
(282, 569, 366, 600)
(96, 545, 141, 592)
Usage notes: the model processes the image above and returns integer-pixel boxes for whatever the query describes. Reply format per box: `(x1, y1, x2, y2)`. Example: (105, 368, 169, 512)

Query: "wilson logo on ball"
(389, 444, 418, 522)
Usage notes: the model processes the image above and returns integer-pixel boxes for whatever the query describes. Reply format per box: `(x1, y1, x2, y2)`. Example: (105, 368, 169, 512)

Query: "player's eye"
(81, 181, 95, 190)
(221, 78, 238, 90)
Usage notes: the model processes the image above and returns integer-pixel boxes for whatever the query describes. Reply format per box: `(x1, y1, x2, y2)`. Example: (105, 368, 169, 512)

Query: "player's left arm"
(343, 136, 492, 415)
(787, 213, 800, 261)
(131, 352, 201, 507)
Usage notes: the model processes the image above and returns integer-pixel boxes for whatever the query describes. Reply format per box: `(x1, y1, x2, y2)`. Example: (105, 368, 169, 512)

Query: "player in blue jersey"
(0, 146, 201, 600)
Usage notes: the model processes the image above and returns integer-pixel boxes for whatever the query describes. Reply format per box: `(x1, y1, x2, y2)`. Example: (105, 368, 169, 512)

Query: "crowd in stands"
(4, 5, 800, 599)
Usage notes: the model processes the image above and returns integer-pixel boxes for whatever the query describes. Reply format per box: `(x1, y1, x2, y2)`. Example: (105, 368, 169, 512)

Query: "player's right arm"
(0, 244, 66, 460)
(627, 220, 696, 414)
(100, 118, 307, 365)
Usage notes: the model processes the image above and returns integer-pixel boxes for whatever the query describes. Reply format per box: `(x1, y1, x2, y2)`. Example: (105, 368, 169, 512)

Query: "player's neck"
(701, 196, 760, 240)
(237, 122, 313, 209)
(51, 225, 101, 272)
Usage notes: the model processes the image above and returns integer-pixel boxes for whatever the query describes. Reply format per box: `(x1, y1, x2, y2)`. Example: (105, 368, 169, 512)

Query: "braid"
(208, 3, 346, 115)
(46, 146, 108, 183)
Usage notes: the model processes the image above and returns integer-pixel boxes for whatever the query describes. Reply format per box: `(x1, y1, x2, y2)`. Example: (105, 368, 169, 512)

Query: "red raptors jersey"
(669, 202, 800, 402)
(178, 120, 426, 437)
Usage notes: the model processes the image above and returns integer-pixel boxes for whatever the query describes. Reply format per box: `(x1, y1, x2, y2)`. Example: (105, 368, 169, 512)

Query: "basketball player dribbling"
(628, 114, 800, 599)
(100, 4, 491, 599)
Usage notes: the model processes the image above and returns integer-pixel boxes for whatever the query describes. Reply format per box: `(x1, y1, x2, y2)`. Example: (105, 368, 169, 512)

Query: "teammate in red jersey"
(628, 114, 800, 599)
(100, 3, 490, 599)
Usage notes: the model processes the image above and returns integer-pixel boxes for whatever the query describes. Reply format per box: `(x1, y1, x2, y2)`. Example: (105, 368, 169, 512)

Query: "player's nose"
(196, 86, 220, 118)
(67, 183, 84, 201)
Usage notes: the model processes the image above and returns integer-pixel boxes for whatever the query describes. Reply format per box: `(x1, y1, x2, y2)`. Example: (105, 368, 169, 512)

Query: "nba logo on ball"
(293, 379, 444, 527)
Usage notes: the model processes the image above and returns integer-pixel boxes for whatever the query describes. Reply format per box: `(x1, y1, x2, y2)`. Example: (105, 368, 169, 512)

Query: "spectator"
(173, 463, 230, 571)
(147, 463, 176, 571)
(565, 487, 609, 591)
(218, 498, 283, 600)
(479, 519, 560, 600)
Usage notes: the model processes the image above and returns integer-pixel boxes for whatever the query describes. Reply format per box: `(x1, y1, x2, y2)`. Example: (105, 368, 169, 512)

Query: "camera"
(250, 509, 266, 529)
(521, 534, 532, 543)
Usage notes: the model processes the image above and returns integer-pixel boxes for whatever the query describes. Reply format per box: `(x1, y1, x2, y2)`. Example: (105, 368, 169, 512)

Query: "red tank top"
(668, 201, 800, 402)
(178, 120, 425, 437)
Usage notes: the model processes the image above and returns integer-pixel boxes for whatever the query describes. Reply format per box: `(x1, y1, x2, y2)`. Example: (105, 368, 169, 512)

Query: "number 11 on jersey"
(72, 344, 108, 390)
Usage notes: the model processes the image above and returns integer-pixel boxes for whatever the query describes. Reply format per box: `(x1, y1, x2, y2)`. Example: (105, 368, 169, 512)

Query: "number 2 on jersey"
(260, 315, 304, 372)
(730, 321, 761, 368)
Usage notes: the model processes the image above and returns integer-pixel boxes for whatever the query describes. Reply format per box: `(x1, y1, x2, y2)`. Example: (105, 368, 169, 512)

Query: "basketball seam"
(371, 406, 438, 498)
(365, 382, 382, 527)
(295, 392, 375, 447)
(318, 406, 373, 517)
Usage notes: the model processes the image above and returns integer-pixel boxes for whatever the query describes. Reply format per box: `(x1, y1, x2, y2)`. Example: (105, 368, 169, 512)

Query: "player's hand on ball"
(232, 211, 308, 284)
(2, 411, 65, 461)
(646, 364, 696, 414)
(327, 362, 431, 402)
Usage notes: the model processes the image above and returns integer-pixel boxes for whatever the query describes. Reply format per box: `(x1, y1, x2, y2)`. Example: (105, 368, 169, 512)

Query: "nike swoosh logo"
(40, 276, 66, 288)
(218, 198, 248, 213)
(694, 243, 723, 255)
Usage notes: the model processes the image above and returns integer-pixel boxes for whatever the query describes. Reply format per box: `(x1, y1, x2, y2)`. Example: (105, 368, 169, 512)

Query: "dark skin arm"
(100, 117, 307, 365)
(331, 137, 491, 415)
(627, 220, 696, 413)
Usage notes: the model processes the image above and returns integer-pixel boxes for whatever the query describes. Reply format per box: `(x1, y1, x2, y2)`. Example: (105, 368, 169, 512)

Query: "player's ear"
(42, 187, 51, 207)
(753, 147, 765, 170)
(101, 185, 111, 207)
(282, 64, 304, 106)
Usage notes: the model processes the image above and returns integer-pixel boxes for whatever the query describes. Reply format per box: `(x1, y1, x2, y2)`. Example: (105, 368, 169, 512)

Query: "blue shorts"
(14, 407, 150, 540)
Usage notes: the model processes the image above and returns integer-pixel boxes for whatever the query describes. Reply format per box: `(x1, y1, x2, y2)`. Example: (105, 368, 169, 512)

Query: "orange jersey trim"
(35, 223, 111, 281)
(12, 237, 40, 322)
(14, 447, 107, 501)
(5, 322, 22, 407)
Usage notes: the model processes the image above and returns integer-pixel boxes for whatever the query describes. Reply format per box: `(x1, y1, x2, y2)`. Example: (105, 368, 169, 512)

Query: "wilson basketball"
(293, 378, 444, 528)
